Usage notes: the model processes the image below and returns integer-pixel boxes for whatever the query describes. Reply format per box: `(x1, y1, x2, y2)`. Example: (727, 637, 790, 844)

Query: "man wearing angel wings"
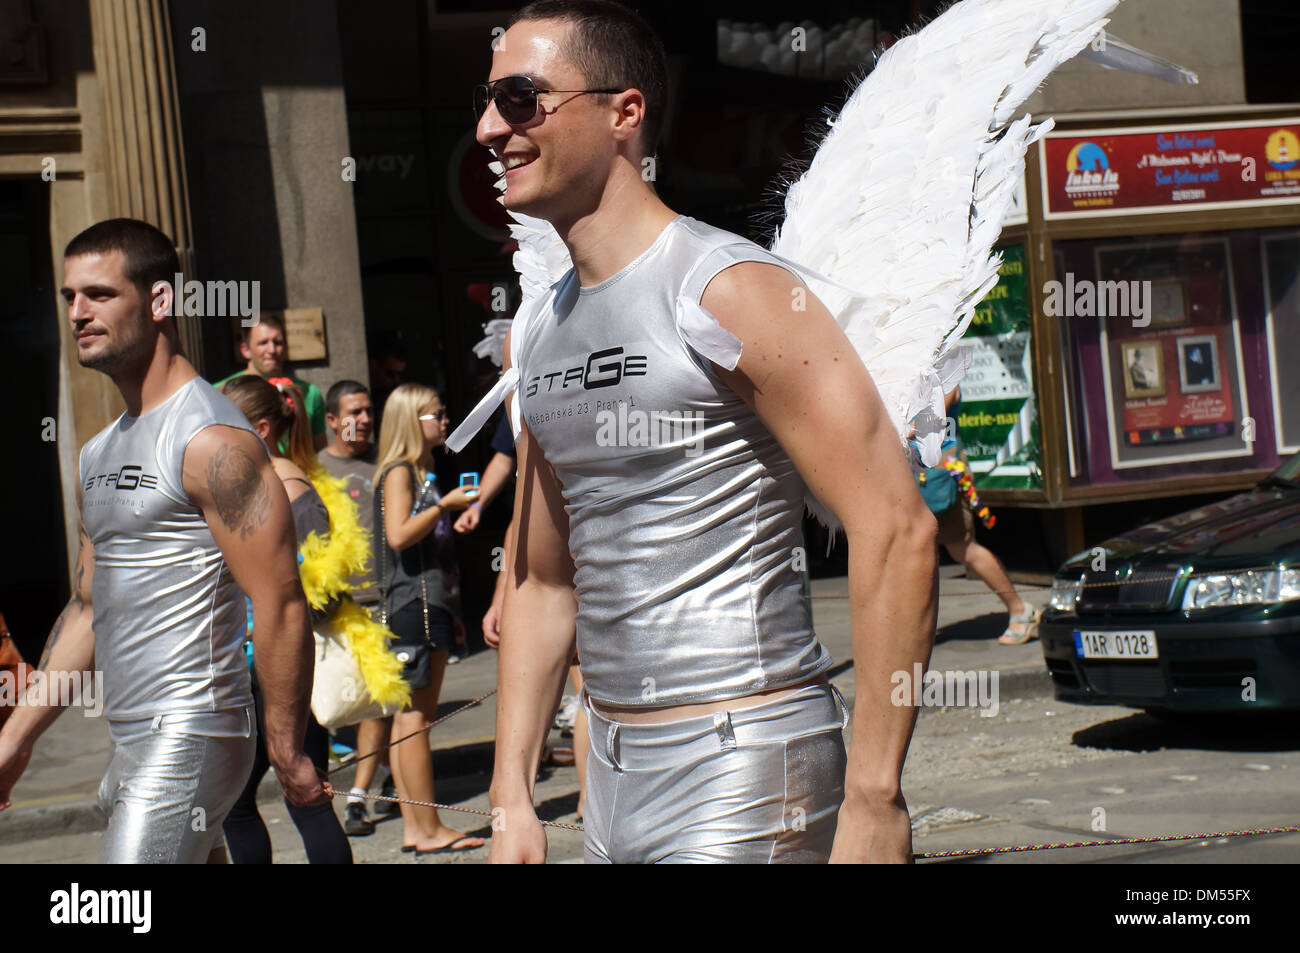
(459, 0, 1147, 863)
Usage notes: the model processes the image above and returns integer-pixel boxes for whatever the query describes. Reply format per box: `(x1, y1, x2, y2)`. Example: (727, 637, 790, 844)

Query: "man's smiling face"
(475, 19, 619, 221)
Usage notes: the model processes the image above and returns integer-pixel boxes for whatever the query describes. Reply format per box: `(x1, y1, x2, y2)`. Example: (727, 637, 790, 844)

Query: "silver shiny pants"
(582, 681, 848, 863)
(97, 707, 256, 864)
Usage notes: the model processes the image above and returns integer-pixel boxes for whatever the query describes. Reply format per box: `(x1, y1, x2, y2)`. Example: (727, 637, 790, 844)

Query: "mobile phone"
(459, 472, 479, 488)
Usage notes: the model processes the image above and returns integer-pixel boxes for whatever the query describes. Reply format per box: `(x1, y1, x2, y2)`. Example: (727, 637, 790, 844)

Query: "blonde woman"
(374, 383, 483, 853)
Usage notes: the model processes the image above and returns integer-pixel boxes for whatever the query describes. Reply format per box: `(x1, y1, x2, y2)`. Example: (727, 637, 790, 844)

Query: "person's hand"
(272, 750, 332, 808)
(482, 598, 504, 649)
(438, 486, 479, 512)
(454, 503, 482, 533)
(0, 736, 32, 811)
(487, 802, 547, 864)
(829, 789, 913, 863)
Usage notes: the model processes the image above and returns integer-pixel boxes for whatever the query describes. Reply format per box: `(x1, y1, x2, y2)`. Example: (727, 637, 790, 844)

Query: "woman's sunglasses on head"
(473, 75, 622, 125)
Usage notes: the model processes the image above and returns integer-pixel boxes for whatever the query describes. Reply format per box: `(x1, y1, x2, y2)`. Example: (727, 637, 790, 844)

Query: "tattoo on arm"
(205, 445, 270, 540)
(38, 605, 72, 671)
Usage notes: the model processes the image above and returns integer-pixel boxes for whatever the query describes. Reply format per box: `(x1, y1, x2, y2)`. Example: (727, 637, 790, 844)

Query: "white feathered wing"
(770, 0, 1121, 528)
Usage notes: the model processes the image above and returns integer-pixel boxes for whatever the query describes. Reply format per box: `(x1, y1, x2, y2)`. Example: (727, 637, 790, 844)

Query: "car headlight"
(1049, 573, 1084, 612)
(1181, 568, 1300, 610)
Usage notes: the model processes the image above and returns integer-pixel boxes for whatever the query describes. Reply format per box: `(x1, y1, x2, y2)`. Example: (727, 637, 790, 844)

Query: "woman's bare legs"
(389, 651, 485, 851)
(943, 538, 1029, 617)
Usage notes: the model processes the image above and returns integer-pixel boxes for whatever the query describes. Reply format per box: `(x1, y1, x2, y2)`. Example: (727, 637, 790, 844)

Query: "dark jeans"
(221, 677, 353, 864)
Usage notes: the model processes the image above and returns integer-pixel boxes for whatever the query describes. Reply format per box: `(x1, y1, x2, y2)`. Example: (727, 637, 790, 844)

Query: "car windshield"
(1268, 452, 1300, 485)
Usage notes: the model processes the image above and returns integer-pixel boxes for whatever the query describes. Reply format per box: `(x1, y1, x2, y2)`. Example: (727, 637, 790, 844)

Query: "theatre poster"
(1092, 237, 1252, 471)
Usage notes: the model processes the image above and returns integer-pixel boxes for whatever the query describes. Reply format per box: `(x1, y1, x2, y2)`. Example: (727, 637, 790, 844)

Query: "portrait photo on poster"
(1122, 340, 1165, 399)
(1177, 334, 1221, 394)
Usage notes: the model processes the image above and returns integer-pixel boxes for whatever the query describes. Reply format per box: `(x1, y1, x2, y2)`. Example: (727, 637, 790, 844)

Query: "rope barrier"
(330, 789, 585, 833)
(331, 781, 1299, 852)
(914, 825, 1300, 859)
(327, 688, 498, 776)
(324, 679, 1298, 852)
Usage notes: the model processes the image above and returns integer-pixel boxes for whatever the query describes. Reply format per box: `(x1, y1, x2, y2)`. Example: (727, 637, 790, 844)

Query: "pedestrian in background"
(919, 385, 1041, 644)
(373, 383, 484, 853)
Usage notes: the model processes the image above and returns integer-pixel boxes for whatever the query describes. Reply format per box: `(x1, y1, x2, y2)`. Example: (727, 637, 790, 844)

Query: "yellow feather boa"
(298, 470, 411, 711)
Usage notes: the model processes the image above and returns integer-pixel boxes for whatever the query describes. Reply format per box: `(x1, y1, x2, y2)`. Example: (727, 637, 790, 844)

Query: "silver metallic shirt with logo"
(79, 377, 260, 720)
(516, 216, 832, 706)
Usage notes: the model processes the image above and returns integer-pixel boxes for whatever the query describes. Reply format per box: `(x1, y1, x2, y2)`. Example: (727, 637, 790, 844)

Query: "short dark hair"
(326, 379, 369, 417)
(240, 310, 285, 344)
(509, 1, 668, 157)
(64, 218, 180, 296)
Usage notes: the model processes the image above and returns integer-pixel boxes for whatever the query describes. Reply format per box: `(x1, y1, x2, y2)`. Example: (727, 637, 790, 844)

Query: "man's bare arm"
(488, 338, 579, 863)
(475, 451, 516, 510)
(0, 508, 97, 808)
(483, 517, 515, 648)
(183, 426, 325, 807)
(706, 261, 939, 863)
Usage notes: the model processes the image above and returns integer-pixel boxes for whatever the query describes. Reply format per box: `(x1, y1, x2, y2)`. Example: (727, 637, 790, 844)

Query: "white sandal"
(997, 605, 1041, 645)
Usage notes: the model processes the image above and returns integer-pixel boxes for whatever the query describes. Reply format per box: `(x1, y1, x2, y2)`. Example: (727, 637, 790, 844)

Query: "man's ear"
(610, 88, 646, 147)
(240, 340, 251, 362)
(150, 279, 175, 324)
(325, 412, 338, 432)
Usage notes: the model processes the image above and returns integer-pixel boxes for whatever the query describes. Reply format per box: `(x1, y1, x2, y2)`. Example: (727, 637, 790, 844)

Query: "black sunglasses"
(473, 75, 622, 125)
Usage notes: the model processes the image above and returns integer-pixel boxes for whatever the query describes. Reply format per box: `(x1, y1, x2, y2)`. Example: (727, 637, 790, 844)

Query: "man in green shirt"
(213, 312, 328, 450)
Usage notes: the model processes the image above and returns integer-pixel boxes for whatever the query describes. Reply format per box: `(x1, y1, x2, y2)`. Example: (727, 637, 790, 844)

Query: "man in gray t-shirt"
(317, 380, 379, 604)
(317, 380, 390, 836)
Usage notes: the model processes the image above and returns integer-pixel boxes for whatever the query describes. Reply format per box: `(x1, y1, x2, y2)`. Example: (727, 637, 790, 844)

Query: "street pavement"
(1, 566, 1295, 863)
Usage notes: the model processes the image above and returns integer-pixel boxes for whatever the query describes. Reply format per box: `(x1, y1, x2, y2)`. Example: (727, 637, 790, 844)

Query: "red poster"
(1042, 119, 1300, 217)
(1111, 303, 1235, 446)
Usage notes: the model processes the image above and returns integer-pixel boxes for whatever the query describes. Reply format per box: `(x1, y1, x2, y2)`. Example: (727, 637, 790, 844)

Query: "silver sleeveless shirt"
(79, 377, 260, 720)
(516, 216, 833, 706)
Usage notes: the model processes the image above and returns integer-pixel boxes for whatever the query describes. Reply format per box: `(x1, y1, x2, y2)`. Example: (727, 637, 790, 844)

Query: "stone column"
(87, 0, 203, 368)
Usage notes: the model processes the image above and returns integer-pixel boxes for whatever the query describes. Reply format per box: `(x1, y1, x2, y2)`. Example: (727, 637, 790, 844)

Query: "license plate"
(1073, 629, 1159, 660)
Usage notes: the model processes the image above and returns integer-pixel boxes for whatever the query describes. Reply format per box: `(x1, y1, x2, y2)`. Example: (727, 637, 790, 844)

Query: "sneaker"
(344, 802, 374, 836)
(372, 774, 399, 817)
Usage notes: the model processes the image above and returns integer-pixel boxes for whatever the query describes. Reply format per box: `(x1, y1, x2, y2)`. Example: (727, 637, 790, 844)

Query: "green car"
(1040, 454, 1300, 714)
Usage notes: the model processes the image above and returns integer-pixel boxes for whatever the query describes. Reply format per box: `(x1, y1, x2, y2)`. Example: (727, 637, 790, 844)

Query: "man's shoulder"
(672, 217, 794, 303)
(211, 370, 245, 389)
(673, 215, 753, 247)
(171, 384, 265, 463)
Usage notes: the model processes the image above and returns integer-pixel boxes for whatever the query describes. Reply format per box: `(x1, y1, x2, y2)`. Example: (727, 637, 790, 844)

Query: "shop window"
(1052, 229, 1284, 487)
